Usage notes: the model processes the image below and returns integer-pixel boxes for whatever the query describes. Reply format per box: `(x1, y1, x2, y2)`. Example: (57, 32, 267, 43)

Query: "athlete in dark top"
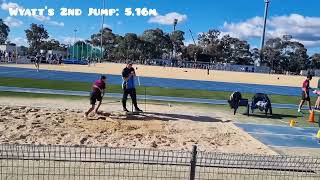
(121, 62, 142, 112)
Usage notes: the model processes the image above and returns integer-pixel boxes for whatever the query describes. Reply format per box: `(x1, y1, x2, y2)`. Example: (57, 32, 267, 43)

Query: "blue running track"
(236, 123, 320, 148)
(0, 66, 304, 96)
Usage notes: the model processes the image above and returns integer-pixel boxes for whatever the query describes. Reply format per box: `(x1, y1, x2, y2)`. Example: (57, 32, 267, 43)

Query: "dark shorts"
(90, 91, 102, 105)
(301, 91, 310, 101)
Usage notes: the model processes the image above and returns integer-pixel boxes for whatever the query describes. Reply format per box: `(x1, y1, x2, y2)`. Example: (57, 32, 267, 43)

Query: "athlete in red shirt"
(298, 75, 312, 112)
(84, 75, 107, 118)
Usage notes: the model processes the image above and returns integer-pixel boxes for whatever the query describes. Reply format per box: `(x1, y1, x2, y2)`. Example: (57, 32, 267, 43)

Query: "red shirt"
(302, 79, 309, 91)
(93, 80, 106, 92)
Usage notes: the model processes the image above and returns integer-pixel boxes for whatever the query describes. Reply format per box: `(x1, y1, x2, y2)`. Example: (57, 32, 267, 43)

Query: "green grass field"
(0, 77, 315, 104)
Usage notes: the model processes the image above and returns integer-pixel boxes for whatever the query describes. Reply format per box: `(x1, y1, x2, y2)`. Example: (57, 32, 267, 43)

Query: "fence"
(0, 144, 320, 180)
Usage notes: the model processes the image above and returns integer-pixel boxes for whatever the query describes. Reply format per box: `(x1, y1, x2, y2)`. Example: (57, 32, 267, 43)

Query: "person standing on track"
(4, 51, 9, 63)
(35, 53, 41, 72)
(121, 62, 143, 112)
(298, 75, 313, 112)
(84, 75, 107, 118)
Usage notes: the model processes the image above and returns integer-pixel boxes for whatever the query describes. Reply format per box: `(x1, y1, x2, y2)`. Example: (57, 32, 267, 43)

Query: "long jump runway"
(0, 66, 302, 96)
(236, 123, 320, 149)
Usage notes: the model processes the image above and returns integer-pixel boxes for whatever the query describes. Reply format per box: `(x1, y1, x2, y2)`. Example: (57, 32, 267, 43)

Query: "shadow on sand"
(242, 113, 302, 120)
(94, 111, 231, 123)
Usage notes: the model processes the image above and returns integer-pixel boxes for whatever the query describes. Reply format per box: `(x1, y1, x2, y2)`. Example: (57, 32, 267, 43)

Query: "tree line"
(1, 19, 320, 73)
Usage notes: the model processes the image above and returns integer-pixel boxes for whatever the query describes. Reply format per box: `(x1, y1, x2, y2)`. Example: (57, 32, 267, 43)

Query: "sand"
(1, 63, 318, 88)
(0, 97, 276, 155)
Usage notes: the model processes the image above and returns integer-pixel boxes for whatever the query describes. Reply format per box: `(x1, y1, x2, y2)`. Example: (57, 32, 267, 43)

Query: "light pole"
(66, 41, 70, 59)
(172, 19, 178, 60)
(100, 0, 106, 63)
(259, 0, 270, 66)
(73, 29, 77, 59)
(189, 29, 197, 45)
(81, 42, 84, 60)
(173, 19, 178, 31)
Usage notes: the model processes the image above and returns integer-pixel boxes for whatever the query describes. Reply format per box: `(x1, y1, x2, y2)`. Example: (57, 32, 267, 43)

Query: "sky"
(1, 0, 320, 54)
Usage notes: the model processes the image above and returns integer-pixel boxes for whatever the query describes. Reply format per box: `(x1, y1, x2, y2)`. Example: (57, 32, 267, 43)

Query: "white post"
(259, 0, 270, 67)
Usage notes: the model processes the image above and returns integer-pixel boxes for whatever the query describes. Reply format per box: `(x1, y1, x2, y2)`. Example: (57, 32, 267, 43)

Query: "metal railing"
(0, 144, 319, 180)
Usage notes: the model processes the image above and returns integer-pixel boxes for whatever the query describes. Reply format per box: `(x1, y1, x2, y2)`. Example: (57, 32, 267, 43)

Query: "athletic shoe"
(135, 108, 143, 112)
(95, 111, 102, 115)
(298, 109, 301, 113)
(84, 113, 88, 119)
(123, 108, 129, 112)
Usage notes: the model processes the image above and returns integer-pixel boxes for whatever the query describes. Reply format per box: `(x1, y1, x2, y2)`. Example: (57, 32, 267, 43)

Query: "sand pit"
(0, 98, 276, 155)
(1, 63, 318, 87)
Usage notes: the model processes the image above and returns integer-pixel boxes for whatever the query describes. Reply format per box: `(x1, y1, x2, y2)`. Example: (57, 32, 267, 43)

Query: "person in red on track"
(298, 75, 312, 113)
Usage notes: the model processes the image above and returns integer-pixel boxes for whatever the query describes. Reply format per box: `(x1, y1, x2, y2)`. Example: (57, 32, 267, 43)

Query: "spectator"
(5, 51, 9, 63)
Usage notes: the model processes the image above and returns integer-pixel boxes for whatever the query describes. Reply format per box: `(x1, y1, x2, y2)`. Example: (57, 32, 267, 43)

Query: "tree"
(220, 35, 252, 65)
(311, 53, 320, 69)
(139, 40, 157, 60)
(198, 29, 220, 49)
(197, 30, 224, 62)
(141, 28, 173, 58)
(170, 30, 185, 55)
(114, 33, 157, 61)
(234, 40, 252, 65)
(182, 44, 202, 61)
(25, 23, 49, 52)
(251, 48, 261, 65)
(283, 41, 308, 72)
(122, 33, 141, 60)
(40, 39, 65, 51)
(91, 27, 116, 59)
(111, 33, 140, 60)
(262, 38, 308, 73)
(0, 19, 10, 44)
(111, 35, 126, 60)
(261, 38, 282, 71)
(19, 46, 28, 55)
(123, 33, 139, 49)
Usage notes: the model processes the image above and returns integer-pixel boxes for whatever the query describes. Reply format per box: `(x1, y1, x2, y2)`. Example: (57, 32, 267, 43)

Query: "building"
(0, 44, 23, 55)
